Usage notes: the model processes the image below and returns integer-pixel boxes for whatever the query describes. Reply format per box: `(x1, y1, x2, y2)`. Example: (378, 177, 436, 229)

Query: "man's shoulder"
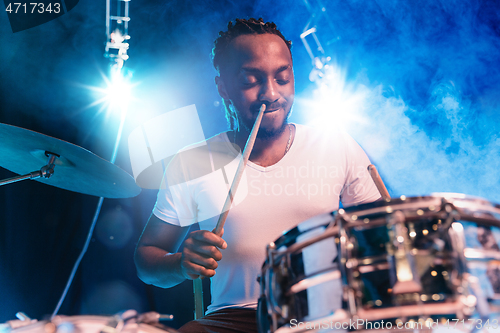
(205, 131, 230, 143)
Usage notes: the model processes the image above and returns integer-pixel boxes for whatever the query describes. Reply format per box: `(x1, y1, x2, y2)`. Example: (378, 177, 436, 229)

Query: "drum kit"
(2, 122, 500, 333)
(258, 194, 500, 332)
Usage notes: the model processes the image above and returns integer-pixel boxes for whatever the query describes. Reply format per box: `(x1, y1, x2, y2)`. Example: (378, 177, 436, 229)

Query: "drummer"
(134, 18, 381, 332)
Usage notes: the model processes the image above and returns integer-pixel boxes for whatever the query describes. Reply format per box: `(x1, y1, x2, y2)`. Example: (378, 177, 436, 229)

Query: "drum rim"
(342, 193, 499, 214)
(268, 212, 335, 251)
(339, 193, 500, 228)
(269, 194, 500, 251)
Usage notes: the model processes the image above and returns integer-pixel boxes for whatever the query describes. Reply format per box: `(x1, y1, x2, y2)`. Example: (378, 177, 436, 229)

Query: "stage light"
(297, 62, 369, 133)
(105, 67, 132, 115)
(82, 67, 135, 121)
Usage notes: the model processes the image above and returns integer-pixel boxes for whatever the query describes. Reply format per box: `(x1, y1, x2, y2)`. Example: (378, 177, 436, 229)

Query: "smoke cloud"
(293, 0, 500, 204)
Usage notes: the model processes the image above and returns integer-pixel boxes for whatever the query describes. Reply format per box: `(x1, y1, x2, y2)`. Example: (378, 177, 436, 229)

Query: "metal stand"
(0, 153, 58, 186)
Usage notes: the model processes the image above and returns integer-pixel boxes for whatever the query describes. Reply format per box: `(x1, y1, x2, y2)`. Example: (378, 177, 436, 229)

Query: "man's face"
(217, 33, 295, 138)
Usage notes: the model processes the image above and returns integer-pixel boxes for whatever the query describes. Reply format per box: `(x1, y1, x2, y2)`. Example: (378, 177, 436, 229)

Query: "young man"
(135, 18, 381, 332)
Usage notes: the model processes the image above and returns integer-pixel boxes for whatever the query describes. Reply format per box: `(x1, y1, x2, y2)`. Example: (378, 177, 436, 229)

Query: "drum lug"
(342, 286, 357, 316)
(387, 211, 423, 295)
(448, 222, 467, 276)
(465, 274, 490, 317)
(281, 305, 289, 319)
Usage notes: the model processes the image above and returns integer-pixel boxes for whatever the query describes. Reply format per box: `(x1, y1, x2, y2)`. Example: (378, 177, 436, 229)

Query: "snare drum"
(258, 194, 500, 332)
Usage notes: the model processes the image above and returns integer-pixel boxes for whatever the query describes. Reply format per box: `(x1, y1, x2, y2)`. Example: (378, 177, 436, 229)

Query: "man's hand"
(180, 228, 227, 279)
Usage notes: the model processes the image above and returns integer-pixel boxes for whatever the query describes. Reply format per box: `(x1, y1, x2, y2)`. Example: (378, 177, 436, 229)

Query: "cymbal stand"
(0, 153, 58, 186)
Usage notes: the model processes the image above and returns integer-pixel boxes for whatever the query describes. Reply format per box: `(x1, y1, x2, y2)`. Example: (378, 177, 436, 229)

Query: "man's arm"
(134, 214, 227, 288)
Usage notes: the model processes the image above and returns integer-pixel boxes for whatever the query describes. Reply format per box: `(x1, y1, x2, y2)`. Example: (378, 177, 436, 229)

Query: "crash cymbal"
(0, 123, 141, 198)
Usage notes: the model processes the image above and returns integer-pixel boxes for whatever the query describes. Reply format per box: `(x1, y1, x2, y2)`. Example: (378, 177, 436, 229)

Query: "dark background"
(1, 0, 499, 329)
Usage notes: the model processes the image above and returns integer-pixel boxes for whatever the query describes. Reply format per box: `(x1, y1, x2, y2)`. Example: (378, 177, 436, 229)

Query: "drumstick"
(193, 277, 204, 319)
(367, 164, 391, 201)
(193, 104, 266, 320)
(213, 103, 266, 235)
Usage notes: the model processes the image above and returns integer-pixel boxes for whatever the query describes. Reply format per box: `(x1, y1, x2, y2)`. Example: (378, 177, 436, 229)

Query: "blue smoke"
(291, 0, 500, 203)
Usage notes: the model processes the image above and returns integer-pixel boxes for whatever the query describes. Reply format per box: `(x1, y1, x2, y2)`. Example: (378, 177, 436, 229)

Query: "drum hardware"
(348, 199, 468, 320)
(283, 227, 339, 257)
(0, 152, 58, 187)
(269, 226, 339, 261)
(465, 249, 500, 261)
(448, 222, 468, 277)
(269, 263, 286, 318)
(354, 299, 470, 321)
(0, 313, 38, 331)
(99, 309, 137, 333)
(265, 241, 280, 333)
(439, 201, 457, 232)
(3, 312, 178, 333)
(387, 211, 422, 295)
(354, 258, 391, 270)
(53, 309, 174, 333)
(280, 260, 290, 277)
(289, 269, 342, 294)
(136, 313, 173, 325)
(338, 214, 357, 316)
(467, 274, 490, 319)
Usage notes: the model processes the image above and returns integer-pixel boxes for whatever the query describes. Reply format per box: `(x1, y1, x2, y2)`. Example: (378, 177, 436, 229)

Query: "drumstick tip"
(367, 164, 391, 201)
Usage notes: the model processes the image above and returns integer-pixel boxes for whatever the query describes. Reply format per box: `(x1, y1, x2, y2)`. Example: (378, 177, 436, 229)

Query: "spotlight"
(105, 67, 132, 115)
(299, 21, 367, 132)
(298, 62, 368, 133)
(84, 67, 134, 120)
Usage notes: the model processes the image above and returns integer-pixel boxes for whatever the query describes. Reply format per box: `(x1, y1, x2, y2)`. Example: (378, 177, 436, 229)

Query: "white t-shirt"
(153, 123, 380, 314)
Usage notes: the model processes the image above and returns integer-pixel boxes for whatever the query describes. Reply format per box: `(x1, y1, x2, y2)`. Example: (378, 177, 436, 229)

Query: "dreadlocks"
(212, 18, 292, 130)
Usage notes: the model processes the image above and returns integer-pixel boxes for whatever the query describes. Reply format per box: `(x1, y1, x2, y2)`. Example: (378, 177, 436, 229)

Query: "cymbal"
(0, 123, 141, 198)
